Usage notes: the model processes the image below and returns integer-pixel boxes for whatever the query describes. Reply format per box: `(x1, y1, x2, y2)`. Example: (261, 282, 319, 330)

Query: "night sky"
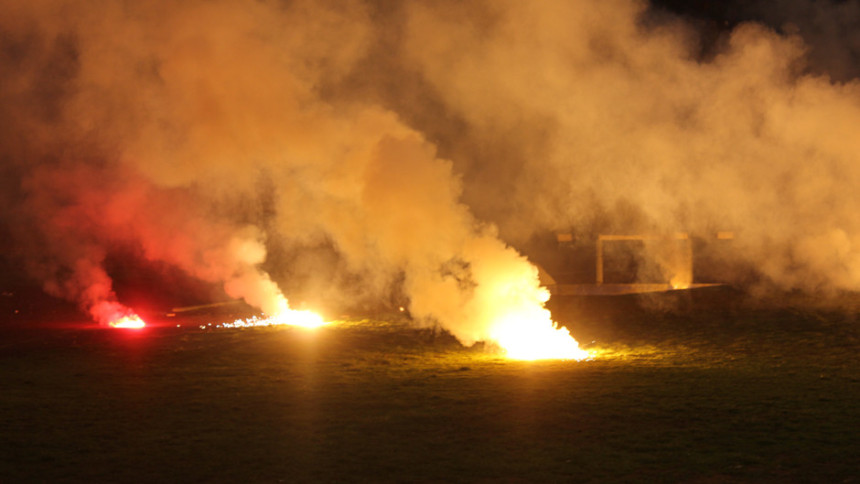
(653, 0, 860, 80)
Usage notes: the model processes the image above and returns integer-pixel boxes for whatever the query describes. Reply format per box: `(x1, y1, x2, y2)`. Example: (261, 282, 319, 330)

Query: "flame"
(490, 305, 589, 361)
(214, 309, 326, 329)
(109, 314, 146, 329)
(264, 295, 327, 328)
(271, 308, 326, 328)
(456, 241, 591, 361)
(670, 276, 691, 290)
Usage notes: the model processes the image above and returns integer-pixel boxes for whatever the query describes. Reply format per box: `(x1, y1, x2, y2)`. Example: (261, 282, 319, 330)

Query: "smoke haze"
(3, 0, 860, 335)
(396, 0, 860, 294)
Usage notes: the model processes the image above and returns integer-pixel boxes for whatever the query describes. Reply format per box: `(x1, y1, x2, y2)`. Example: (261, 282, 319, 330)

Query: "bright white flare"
(454, 238, 590, 361)
(271, 308, 326, 328)
(490, 305, 589, 361)
(266, 296, 327, 328)
(109, 314, 146, 329)
(214, 309, 326, 329)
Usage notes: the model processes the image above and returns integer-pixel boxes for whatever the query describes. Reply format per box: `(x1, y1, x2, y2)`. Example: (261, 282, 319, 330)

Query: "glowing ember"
(109, 314, 146, 329)
(272, 309, 327, 328)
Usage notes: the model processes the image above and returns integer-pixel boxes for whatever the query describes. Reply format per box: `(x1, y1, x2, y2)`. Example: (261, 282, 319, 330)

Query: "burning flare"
(433, 236, 591, 361)
(267, 295, 327, 328)
(210, 295, 326, 329)
(91, 300, 146, 329)
(270, 309, 326, 328)
(108, 314, 146, 329)
(489, 296, 589, 361)
(213, 310, 325, 329)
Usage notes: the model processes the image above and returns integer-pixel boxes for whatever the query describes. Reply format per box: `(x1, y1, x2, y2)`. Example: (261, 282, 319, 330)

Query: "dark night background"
(653, 0, 860, 80)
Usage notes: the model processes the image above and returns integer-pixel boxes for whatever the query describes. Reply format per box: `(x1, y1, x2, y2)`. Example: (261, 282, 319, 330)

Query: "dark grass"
(1, 288, 859, 483)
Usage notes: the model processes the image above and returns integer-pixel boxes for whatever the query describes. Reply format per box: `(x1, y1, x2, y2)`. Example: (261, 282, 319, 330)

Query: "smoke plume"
(396, 0, 860, 295)
(3, 0, 860, 337)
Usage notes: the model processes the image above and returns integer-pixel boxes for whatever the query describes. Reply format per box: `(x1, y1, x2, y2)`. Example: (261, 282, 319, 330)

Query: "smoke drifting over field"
(396, 0, 860, 294)
(3, 0, 860, 333)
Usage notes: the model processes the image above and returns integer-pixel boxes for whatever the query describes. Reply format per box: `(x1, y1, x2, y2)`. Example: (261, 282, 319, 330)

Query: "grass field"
(1, 289, 859, 482)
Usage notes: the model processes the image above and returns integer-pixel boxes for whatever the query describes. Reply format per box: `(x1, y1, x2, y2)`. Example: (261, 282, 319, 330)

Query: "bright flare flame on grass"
(271, 308, 326, 328)
(267, 295, 326, 328)
(109, 314, 146, 329)
(214, 309, 326, 329)
(475, 259, 589, 360)
(490, 305, 589, 361)
(458, 240, 591, 361)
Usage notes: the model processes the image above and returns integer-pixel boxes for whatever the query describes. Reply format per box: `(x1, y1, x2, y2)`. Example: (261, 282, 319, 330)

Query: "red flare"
(108, 314, 146, 329)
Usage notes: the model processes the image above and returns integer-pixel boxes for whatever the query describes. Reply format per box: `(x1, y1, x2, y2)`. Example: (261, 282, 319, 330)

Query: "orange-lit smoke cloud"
(3, 0, 860, 334)
(398, 0, 860, 295)
(0, 0, 554, 343)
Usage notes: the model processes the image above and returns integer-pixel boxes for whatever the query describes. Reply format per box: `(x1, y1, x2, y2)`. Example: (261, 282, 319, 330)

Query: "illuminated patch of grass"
(1, 303, 859, 482)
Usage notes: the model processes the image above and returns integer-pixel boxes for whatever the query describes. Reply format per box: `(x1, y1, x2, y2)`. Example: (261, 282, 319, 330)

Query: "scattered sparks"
(109, 314, 146, 329)
(211, 309, 326, 330)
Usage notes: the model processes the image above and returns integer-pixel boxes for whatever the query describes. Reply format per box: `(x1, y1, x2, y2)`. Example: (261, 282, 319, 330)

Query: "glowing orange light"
(491, 309, 590, 361)
(109, 314, 146, 329)
(485, 282, 590, 361)
(273, 308, 327, 328)
(214, 309, 326, 330)
(670, 279, 691, 290)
